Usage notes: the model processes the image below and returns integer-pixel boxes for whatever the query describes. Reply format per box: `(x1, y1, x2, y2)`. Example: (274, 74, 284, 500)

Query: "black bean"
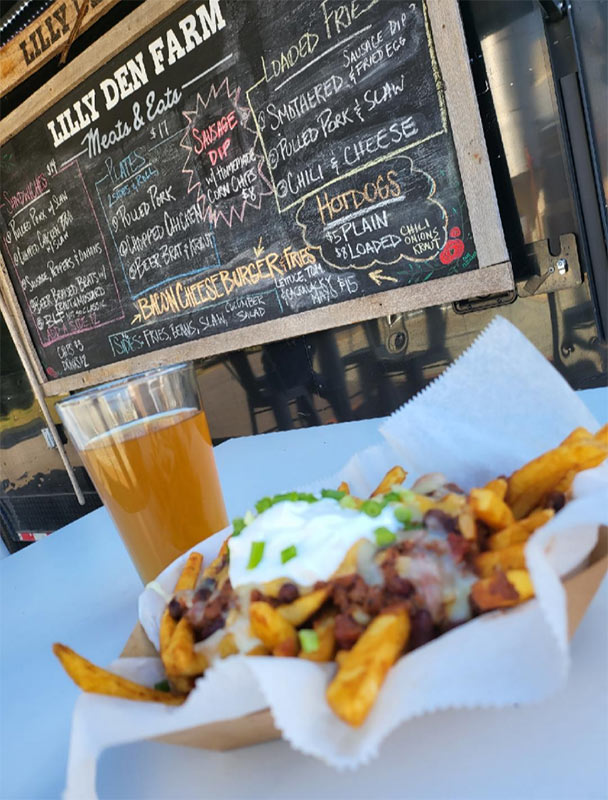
(194, 616, 225, 643)
(334, 613, 365, 650)
(168, 597, 184, 621)
(385, 571, 414, 597)
(409, 609, 435, 650)
(193, 577, 216, 603)
(423, 508, 458, 535)
(545, 491, 566, 512)
(277, 582, 299, 603)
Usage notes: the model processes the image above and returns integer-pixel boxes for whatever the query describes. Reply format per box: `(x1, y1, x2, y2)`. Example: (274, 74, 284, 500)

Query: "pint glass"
(58, 363, 228, 583)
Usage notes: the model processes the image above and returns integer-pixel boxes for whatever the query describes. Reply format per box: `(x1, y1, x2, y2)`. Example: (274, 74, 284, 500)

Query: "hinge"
(517, 233, 582, 297)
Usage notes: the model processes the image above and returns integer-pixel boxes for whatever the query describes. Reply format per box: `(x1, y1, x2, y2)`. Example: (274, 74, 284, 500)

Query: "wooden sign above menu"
(0, 0, 512, 393)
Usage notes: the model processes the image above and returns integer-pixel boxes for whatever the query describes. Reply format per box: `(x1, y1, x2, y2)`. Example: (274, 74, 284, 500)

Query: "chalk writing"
(181, 77, 273, 227)
(296, 155, 448, 270)
(0, 0, 479, 378)
(1, 162, 123, 349)
(247, 1, 446, 211)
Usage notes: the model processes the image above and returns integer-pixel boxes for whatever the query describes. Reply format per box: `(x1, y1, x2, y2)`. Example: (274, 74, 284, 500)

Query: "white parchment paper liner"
(63, 318, 608, 798)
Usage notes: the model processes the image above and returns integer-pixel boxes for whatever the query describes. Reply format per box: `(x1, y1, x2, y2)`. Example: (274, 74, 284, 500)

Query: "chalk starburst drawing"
(180, 77, 273, 228)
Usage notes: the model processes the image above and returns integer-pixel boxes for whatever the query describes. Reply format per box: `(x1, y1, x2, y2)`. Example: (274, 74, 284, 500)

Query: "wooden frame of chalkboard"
(0, 0, 512, 396)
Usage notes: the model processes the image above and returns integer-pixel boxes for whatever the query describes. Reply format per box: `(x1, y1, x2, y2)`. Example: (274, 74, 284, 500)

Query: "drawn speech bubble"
(295, 155, 448, 270)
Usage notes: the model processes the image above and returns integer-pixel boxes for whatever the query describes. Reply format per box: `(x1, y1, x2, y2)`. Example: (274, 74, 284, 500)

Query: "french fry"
(159, 552, 203, 657)
(593, 423, 608, 447)
(335, 650, 349, 667)
(201, 536, 230, 580)
(560, 427, 592, 446)
(457, 507, 477, 540)
(411, 494, 437, 515)
(168, 675, 195, 694)
(507, 569, 535, 599)
(469, 488, 515, 530)
(551, 428, 605, 497)
(175, 551, 204, 592)
(487, 508, 554, 550)
(218, 633, 239, 659)
(370, 466, 407, 497)
(333, 538, 367, 577)
(326, 609, 410, 726)
(435, 493, 467, 516)
(474, 544, 526, 577)
(277, 588, 329, 627)
(553, 469, 576, 495)
(471, 569, 534, 610)
(159, 611, 178, 661)
(299, 614, 336, 663)
(162, 617, 209, 677)
(506, 440, 608, 519)
(250, 601, 299, 657)
(246, 644, 270, 656)
(53, 644, 186, 705)
(484, 477, 508, 500)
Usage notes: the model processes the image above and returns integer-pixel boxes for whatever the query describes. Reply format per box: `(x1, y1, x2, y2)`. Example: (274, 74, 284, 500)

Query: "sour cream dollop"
(228, 498, 400, 588)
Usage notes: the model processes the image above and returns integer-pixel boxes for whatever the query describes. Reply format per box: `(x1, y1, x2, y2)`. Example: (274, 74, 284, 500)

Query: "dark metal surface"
(568, 0, 608, 244)
(517, 233, 581, 297)
(1, 0, 606, 553)
(558, 71, 608, 339)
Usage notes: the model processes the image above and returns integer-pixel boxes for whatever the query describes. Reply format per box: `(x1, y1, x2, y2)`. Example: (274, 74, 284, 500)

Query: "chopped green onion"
(298, 629, 319, 653)
(361, 499, 382, 517)
(281, 544, 297, 564)
(154, 679, 171, 692)
(400, 489, 415, 503)
(339, 495, 358, 509)
(297, 492, 318, 503)
(394, 504, 413, 524)
(255, 497, 272, 513)
(383, 491, 402, 503)
(321, 488, 346, 500)
(247, 541, 265, 569)
(232, 517, 245, 537)
(374, 526, 397, 547)
(272, 492, 292, 504)
(244, 510, 255, 525)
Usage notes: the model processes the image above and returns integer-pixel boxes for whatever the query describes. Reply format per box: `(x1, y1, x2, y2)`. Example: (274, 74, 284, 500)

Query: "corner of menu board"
(0, 0, 512, 395)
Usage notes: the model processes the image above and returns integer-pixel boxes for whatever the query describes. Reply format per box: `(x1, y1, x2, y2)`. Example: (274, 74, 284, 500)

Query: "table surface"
(1, 391, 607, 800)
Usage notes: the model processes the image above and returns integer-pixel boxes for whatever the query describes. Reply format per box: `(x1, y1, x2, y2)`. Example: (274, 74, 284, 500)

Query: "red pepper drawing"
(439, 226, 465, 265)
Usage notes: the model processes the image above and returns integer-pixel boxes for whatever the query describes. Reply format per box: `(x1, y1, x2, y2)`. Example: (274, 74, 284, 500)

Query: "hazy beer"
(80, 409, 227, 582)
(58, 364, 227, 583)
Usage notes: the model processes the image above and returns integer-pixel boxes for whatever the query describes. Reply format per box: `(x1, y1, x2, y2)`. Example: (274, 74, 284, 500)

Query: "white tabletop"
(1, 395, 607, 800)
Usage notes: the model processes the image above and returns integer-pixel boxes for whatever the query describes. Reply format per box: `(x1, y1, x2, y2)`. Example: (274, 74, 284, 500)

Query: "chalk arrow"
(369, 269, 398, 286)
(253, 237, 264, 258)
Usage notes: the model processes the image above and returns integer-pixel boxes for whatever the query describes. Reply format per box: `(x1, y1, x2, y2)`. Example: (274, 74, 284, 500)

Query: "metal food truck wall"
(1, 0, 606, 553)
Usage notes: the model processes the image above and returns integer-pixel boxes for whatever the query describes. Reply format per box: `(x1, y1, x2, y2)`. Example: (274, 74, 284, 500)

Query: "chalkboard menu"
(0, 0, 499, 385)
